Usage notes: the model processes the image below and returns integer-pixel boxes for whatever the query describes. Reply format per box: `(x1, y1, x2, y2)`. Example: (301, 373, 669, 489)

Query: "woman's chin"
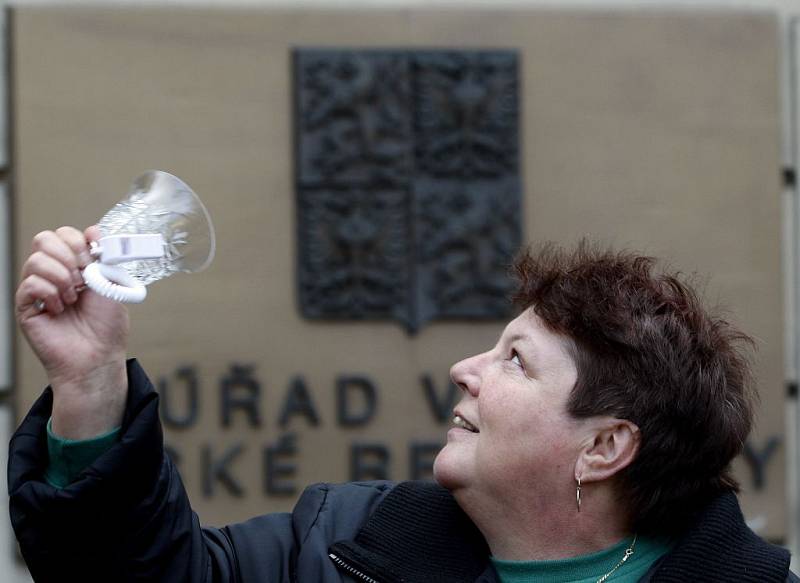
(432, 446, 466, 491)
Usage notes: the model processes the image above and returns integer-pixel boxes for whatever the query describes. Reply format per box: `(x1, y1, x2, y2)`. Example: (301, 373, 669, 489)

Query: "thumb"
(84, 224, 102, 243)
(80, 225, 102, 269)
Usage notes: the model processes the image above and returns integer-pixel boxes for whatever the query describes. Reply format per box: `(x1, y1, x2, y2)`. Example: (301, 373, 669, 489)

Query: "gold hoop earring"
(576, 477, 582, 512)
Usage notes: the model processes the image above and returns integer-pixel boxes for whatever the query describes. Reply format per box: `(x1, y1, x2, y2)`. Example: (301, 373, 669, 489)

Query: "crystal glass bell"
(82, 170, 216, 303)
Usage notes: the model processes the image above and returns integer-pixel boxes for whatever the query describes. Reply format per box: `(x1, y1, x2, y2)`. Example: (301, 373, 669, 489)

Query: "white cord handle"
(82, 262, 147, 303)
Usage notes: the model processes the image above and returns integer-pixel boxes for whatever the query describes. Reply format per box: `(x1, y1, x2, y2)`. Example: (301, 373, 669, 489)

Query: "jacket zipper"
(328, 552, 381, 583)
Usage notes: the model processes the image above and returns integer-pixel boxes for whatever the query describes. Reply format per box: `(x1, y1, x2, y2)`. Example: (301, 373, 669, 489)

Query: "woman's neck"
(455, 483, 632, 561)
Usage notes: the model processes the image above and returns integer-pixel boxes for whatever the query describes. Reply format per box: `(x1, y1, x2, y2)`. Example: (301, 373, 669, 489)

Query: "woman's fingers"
(16, 273, 64, 316)
(21, 251, 80, 305)
(30, 230, 84, 286)
(21, 227, 95, 313)
(56, 225, 93, 269)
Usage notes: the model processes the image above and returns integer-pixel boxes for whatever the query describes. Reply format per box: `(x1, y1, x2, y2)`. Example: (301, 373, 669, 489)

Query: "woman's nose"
(450, 352, 485, 398)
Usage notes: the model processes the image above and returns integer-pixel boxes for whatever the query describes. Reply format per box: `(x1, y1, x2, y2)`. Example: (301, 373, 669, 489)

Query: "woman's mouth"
(452, 414, 479, 433)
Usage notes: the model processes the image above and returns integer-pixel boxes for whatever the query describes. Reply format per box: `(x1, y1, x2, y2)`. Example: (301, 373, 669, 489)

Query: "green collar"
(490, 535, 673, 583)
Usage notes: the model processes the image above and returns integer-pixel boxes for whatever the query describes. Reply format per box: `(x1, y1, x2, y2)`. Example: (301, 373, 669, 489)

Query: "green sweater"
(44, 418, 121, 488)
(491, 535, 671, 582)
(45, 421, 671, 582)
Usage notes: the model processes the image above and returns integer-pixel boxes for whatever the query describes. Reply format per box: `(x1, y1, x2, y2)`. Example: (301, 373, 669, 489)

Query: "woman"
(9, 226, 797, 582)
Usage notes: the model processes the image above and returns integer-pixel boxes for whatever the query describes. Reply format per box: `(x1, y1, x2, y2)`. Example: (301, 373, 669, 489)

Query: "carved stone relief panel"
(295, 49, 521, 333)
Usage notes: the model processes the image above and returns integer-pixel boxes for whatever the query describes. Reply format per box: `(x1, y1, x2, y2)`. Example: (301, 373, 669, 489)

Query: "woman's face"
(433, 308, 586, 504)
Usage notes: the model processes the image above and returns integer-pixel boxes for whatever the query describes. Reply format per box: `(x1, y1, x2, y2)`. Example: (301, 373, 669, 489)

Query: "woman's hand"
(16, 226, 129, 439)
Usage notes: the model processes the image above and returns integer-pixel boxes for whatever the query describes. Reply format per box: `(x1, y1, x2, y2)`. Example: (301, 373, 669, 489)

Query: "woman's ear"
(574, 419, 640, 483)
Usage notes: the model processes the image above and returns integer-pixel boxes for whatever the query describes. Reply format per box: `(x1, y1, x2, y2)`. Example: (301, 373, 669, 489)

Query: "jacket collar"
(329, 481, 491, 583)
(329, 482, 789, 583)
(648, 490, 789, 582)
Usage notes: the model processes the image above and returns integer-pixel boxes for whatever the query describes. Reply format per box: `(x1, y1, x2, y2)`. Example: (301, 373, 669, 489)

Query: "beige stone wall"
(12, 7, 784, 536)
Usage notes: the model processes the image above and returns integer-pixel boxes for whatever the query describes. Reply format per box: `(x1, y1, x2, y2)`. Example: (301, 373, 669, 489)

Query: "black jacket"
(8, 360, 797, 582)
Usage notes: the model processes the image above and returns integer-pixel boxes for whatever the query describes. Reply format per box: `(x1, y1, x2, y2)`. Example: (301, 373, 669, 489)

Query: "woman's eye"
(510, 351, 522, 367)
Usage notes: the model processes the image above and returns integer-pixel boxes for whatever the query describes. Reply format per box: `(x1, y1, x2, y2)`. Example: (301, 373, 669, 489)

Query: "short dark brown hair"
(512, 241, 756, 535)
